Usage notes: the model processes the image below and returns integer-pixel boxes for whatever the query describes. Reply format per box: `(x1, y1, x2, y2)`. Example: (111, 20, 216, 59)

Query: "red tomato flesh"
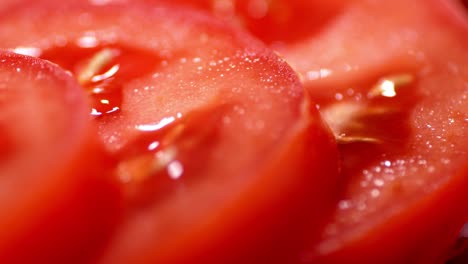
(0, 2, 340, 263)
(167, 0, 468, 262)
(292, 0, 468, 263)
(143, 0, 354, 45)
(0, 50, 120, 263)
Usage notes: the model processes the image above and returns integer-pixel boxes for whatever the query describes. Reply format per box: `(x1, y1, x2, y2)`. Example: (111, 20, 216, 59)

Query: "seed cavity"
(368, 73, 414, 99)
(77, 48, 119, 85)
(117, 145, 178, 184)
(322, 73, 415, 144)
(321, 102, 383, 144)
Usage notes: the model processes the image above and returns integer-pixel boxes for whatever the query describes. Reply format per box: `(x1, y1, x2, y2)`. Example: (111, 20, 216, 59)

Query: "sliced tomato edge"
(0, 50, 122, 263)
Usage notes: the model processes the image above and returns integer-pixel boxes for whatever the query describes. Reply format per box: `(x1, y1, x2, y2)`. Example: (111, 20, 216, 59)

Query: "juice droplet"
(90, 88, 122, 117)
(39, 44, 159, 118)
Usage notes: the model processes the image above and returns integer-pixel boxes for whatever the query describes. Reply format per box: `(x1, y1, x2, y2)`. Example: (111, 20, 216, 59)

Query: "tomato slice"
(170, 0, 416, 90)
(286, 0, 468, 263)
(0, 2, 340, 263)
(151, 0, 362, 85)
(173, 0, 467, 262)
(0, 50, 120, 263)
(142, 0, 353, 45)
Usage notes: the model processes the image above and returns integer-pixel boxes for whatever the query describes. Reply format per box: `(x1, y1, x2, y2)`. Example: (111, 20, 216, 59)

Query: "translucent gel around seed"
(114, 106, 224, 209)
(39, 45, 159, 118)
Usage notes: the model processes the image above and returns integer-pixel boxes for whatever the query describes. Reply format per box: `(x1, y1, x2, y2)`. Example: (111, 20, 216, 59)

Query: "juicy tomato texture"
(0, 1, 339, 264)
(298, 1, 468, 263)
(0, 0, 467, 263)
(0, 50, 119, 264)
(163, 0, 468, 263)
(144, 0, 355, 45)
(217, 0, 467, 263)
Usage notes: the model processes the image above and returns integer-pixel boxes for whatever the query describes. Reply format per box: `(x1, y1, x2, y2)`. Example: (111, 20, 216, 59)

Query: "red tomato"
(288, 0, 468, 263)
(143, 0, 357, 83)
(160, 0, 468, 262)
(0, 1, 339, 263)
(0, 0, 17, 9)
(0, 50, 120, 263)
(142, 0, 354, 45)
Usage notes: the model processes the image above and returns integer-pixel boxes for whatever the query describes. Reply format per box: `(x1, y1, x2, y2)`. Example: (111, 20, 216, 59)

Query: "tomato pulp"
(1, 0, 466, 263)
(291, 1, 468, 263)
(0, 50, 120, 264)
(142, 0, 354, 45)
(0, 1, 340, 263)
(170, 0, 468, 262)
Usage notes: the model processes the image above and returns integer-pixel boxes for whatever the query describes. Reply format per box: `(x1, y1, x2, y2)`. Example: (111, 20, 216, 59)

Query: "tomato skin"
(0, 51, 121, 264)
(0, 2, 340, 263)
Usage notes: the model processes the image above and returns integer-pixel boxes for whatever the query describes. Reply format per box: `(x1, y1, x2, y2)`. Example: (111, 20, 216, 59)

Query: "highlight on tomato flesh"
(0, 1, 340, 263)
(173, 0, 468, 262)
(169, 0, 419, 91)
(0, 50, 120, 263)
(146, 0, 360, 85)
(287, 0, 467, 263)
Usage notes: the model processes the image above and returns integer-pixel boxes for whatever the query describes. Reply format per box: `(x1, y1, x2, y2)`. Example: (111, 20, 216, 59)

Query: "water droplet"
(77, 34, 99, 48)
(11, 46, 42, 57)
(383, 160, 392, 167)
(338, 200, 351, 210)
(335, 93, 344, 101)
(370, 189, 380, 198)
(147, 141, 160, 151)
(374, 179, 385, 187)
(306, 68, 332, 81)
(167, 160, 184, 180)
(135, 116, 176, 132)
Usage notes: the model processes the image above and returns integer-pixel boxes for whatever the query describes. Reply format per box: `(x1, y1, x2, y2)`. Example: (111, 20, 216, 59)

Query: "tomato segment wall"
(0, 1, 340, 263)
(0, 0, 466, 263)
(0, 51, 120, 263)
